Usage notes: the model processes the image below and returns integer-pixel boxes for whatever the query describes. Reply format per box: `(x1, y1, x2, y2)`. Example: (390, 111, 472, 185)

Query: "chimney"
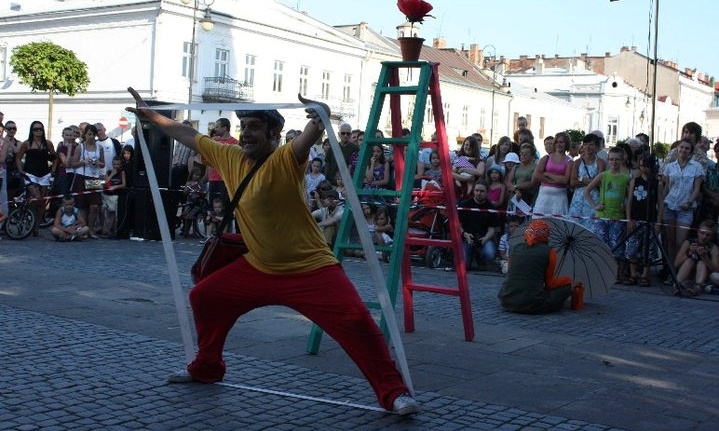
(620, 46, 629, 52)
(496, 56, 508, 74)
(433, 37, 446, 49)
(355, 22, 368, 41)
(630, 46, 637, 52)
(535, 57, 544, 75)
(605, 52, 611, 57)
(469, 43, 480, 65)
(685, 68, 693, 77)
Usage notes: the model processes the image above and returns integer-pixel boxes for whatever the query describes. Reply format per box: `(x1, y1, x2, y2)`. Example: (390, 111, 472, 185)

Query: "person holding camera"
(77, 124, 105, 238)
(458, 180, 499, 271)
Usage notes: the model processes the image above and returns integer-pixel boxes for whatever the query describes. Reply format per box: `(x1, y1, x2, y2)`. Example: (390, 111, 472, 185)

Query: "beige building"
(504, 46, 715, 142)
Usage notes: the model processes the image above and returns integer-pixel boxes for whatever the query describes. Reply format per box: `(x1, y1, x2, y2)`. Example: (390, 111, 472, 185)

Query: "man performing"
(126, 87, 419, 415)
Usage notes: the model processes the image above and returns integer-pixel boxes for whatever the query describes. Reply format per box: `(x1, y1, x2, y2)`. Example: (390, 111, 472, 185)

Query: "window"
(273, 60, 284, 93)
(299, 66, 309, 96)
(607, 116, 618, 145)
(480, 108, 486, 129)
(321, 71, 331, 99)
(0, 46, 6, 81)
(539, 117, 545, 140)
(425, 103, 434, 124)
(443, 102, 450, 125)
(181, 42, 197, 79)
(244, 54, 256, 86)
(462, 105, 469, 128)
(342, 74, 352, 102)
(215, 48, 229, 77)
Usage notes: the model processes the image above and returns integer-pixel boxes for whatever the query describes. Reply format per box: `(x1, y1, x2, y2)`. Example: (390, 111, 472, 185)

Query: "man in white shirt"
(95, 123, 121, 174)
(312, 189, 344, 247)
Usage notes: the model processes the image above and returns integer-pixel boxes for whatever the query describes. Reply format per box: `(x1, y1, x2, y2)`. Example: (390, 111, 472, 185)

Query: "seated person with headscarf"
(497, 219, 573, 314)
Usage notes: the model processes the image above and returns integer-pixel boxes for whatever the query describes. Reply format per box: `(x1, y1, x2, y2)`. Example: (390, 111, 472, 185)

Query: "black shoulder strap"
(111, 138, 122, 156)
(217, 152, 271, 234)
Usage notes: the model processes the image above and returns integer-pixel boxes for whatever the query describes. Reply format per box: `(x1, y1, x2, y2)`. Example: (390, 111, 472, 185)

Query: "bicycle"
(176, 185, 207, 239)
(4, 176, 41, 239)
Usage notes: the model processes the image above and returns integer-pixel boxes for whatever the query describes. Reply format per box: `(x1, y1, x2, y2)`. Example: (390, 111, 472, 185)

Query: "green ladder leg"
(306, 61, 435, 354)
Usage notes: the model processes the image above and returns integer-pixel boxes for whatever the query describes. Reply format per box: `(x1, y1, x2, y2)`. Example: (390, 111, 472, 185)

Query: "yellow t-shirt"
(197, 134, 338, 274)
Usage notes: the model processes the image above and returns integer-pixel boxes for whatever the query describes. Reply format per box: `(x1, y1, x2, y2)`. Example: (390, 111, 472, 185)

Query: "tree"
(10, 41, 90, 138)
(564, 128, 585, 145)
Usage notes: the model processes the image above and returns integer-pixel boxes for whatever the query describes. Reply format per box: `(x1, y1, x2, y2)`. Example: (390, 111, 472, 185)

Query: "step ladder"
(306, 62, 474, 355)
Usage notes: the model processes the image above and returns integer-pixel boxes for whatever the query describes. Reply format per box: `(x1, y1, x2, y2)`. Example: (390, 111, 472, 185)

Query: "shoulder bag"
(191, 153, 269, 284)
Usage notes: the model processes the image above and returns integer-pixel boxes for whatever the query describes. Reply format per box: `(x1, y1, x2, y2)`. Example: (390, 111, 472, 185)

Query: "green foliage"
(653, 142, 670, 160)
(10, 41, 89, 96)
(564, 128, 585, 143)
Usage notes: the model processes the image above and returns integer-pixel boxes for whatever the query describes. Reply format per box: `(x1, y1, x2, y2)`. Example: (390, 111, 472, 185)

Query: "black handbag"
(190, 153, 269, 283)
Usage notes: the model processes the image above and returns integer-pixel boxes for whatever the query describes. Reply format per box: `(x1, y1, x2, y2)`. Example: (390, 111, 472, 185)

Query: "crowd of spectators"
(299, 118, 719, 295)
(4, 113, 719, 295)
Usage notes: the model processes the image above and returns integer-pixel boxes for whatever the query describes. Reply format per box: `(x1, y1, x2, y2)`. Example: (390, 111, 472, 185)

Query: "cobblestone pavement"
(2, 234, 718, 430)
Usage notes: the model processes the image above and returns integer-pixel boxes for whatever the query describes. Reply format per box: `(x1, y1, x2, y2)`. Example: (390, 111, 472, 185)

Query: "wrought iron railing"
(202, 76, 254, 102)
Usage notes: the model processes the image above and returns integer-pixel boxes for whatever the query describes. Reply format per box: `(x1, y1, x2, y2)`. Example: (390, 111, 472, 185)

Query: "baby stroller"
(407, 179, 450, 268)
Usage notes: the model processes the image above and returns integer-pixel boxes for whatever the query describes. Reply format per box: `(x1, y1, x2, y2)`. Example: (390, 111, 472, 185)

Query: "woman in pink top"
(531, 132, 572, 217)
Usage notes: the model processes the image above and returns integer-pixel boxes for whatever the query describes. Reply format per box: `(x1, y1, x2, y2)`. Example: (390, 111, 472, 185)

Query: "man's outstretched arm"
(126, 87, 199, 153)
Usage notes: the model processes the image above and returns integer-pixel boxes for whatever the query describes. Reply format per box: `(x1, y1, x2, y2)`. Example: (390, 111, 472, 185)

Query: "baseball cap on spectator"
(322, 189, 340, 200)
(504, 152, 520, 164)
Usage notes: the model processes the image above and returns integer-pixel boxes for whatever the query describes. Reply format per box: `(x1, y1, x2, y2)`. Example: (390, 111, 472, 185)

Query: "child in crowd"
(497, 216, 522, 275)
(333, 171, 347, 201)
(51, 194, 89, 241)
(101, 157, 126, 237)
(487, 166, 507, 210)
(374, 206, 394, 262)
(181, 168, 207, 237)
(417, 149, 443, 185)
(205, 197, 230, 237)
(351, 202, 377, 258)
(305, 157, 326, 207)
(583, 147, 630, 255)
(673, 219, 718, 296)
(624, 155, 657, 286)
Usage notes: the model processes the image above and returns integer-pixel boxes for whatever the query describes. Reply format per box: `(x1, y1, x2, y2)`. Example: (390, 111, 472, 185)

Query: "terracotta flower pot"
(398, 37, 425, 61)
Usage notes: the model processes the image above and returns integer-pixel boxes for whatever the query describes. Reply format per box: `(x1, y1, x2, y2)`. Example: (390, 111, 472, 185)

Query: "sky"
(279, 0, 717, 79)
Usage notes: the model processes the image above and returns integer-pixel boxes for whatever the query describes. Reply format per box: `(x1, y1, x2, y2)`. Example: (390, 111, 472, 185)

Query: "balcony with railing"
(202, 76, 254, 102)
(314, 95, 355, 120)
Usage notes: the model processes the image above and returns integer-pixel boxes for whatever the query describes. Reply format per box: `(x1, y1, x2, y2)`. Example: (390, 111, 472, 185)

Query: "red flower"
(397, 0, 434, 24)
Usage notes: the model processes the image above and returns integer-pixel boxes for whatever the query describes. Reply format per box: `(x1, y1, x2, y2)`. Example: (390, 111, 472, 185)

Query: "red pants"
(186, 257, 408, 410)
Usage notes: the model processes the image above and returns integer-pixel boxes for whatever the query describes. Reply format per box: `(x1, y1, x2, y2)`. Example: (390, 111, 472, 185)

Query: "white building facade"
(0, 0, 369, 141)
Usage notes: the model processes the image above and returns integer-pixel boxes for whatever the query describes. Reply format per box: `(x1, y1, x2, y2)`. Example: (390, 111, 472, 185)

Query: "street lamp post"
(483, 44, 497, 146)
(611, 0, 659, 149)
(181, 0, 215, 121)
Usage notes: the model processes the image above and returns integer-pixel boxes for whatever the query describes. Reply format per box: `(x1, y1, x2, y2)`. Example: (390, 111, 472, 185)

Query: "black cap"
(322, 189, 340, 199)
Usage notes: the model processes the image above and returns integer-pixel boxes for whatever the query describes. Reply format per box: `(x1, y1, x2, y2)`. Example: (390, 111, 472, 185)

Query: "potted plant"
(396, 0, 434, 61)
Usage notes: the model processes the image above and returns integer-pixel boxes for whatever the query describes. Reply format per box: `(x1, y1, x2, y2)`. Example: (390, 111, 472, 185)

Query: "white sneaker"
(392, 394, 420, 415)
(167, 369, 195, 383)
